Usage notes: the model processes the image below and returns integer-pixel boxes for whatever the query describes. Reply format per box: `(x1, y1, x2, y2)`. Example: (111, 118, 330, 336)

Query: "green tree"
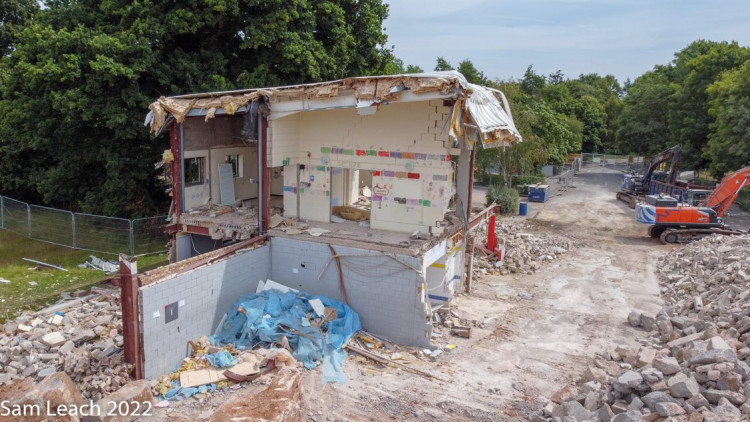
(0, 0, 392, 216)
(615, 66, 674, 155)
(0, 0, 38, 55)
(434, 56, 454, 71)
(668, 41, 750, 170)
(705, 59, 750, 175)
(457, 59, 487, 84)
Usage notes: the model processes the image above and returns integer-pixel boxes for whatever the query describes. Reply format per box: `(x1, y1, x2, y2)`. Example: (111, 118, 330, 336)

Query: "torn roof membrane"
(145, 71, 522, 148)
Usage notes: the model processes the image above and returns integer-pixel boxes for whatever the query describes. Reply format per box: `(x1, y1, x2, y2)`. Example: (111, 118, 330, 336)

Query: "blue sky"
(384, 0, 750, 83)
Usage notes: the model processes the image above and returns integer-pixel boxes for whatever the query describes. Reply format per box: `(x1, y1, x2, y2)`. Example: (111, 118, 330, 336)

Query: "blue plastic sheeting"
(164, 381, 217, 401)
(205, 350, 238, 368)
(210, 289, 361, 383)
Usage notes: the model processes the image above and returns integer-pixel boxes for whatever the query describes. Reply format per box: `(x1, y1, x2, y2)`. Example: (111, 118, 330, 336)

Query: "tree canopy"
(0, 0, 393, 216)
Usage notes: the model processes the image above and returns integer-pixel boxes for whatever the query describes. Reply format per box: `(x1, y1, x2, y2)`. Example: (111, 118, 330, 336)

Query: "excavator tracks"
(659, 228, 746, 244)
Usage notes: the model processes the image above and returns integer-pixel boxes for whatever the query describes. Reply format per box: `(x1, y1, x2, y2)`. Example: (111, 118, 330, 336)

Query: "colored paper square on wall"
(407, 199, 420, 206)
(373, 171, 381, 176)
(300, 188, 305, 194)
(427, 154, 439, 160)
(420, 199, 431, 207)
(407, 173, 420, 179)
(415, 153, 427, 160)
(372, 195, 382, 201)
(320, 147, 332, 154)
(390, 152, 402, 158)
(356, 150, 366, 156)
(342, 149, 354, 156)
(402, 152, 416, 159)
(383, 171, 395, 177)
(395, 172, 408, 179)
(316, 165, 326, 172)
(367, 150, 377, 156)
(326, 190, 330, 196)
(378, 151, 390, 157)
(433, 174, 448, 181)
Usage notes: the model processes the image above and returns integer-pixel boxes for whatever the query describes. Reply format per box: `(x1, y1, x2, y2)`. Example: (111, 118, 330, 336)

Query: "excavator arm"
(707, 167, 750, 218)
(642, 144, 682, 192)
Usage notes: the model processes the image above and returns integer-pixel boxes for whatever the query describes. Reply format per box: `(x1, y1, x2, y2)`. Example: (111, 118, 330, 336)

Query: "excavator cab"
(683, 189, 712, 207)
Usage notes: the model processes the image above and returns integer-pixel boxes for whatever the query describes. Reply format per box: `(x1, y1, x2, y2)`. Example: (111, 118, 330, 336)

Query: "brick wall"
(139, 245, 270, 379)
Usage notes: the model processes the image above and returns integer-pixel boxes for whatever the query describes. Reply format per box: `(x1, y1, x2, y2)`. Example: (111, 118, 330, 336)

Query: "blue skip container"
(519, 202, 528, 216)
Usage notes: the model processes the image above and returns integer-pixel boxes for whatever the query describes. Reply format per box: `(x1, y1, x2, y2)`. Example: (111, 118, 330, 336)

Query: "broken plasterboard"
(258, 279, 299, 294)
(309, 298, 325, 317)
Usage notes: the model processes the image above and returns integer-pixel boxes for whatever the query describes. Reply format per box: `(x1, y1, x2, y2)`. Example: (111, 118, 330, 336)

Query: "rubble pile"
(474, 221, 573, 276)
(0, 289, 132, 400)
(534, 235, 750, 421)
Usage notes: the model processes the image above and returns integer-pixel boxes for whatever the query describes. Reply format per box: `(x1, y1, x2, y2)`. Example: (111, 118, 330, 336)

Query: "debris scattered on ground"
(0, 288, 131, 400)
(210, 287, 361, 384)
(474, 221, 574, 277)
(22, 257, 68, 272)
(534, 234, 750, 421)
(0, 277, 10, 284)
(78, 255, 119, 273)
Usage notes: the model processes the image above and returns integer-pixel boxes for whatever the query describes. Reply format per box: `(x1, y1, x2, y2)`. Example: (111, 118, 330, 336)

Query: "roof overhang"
(145, 71, 522, 148)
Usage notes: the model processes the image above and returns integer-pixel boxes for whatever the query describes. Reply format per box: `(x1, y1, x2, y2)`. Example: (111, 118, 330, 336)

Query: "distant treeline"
(0, 1, 747, 215)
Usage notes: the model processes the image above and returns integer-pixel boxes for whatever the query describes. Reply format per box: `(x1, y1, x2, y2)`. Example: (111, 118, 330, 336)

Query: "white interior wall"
(184, 149, 210, 210)
(209, 146, 258, 204)
(270, 100, 454, 232)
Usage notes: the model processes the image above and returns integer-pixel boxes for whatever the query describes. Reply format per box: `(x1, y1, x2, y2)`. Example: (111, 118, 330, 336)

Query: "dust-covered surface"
(1, 166, 699, 421)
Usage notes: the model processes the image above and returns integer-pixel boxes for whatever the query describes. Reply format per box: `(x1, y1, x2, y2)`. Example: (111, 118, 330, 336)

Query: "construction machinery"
(616, 145, 682, 208)
(636, 167, 750, 244)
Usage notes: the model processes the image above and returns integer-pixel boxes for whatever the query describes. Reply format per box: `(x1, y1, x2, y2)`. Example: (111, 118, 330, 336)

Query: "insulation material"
(146, 72, 522, 149)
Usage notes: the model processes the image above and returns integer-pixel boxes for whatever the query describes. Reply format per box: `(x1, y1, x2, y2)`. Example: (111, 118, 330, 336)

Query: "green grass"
(0, 229, 167, 322)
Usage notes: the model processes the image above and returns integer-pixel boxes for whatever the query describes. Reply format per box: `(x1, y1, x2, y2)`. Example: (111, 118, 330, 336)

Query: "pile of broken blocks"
(0, 288, 132, 400)
(534, 234, 750, 421)
(474, 221, 574, 277)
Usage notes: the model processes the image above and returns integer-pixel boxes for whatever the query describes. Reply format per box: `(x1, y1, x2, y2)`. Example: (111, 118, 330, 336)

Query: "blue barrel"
(519, 202, 528, 216)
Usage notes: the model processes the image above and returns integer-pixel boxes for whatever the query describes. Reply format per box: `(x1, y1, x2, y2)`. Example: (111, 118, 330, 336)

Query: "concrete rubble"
(0, 288, 132, 400)
(474, 221, 574, 276)
(535, 234, 750, 421)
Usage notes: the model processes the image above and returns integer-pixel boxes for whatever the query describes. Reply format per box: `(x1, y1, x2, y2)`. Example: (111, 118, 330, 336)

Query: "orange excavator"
(645, 167, 750, 243)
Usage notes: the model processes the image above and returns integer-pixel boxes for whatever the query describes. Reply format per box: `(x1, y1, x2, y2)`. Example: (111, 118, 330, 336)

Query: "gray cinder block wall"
(270, 237, 432, 347)
(139, 237, 434, 379)
(139, 245, 270, 378)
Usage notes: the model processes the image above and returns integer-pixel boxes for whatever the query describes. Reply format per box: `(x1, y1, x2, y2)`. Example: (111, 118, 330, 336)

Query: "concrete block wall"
(139, 245, 270, 379)
(270, 237, 432, 347)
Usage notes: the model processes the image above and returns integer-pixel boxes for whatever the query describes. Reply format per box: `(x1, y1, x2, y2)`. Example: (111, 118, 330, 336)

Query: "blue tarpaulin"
(210, 288, 361, 383)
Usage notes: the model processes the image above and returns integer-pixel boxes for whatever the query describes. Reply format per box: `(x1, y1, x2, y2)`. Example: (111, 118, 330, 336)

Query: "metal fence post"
(71, 213, 77, 248)
(27, 203, 31, 237)
(129, 219, 135, 256)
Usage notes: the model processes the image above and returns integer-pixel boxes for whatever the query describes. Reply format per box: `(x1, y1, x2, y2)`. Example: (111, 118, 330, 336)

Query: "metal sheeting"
(464, 83, 522, 148)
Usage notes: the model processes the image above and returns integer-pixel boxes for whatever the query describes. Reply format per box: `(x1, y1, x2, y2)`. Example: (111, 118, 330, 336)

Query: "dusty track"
(301, 166, 667, 421)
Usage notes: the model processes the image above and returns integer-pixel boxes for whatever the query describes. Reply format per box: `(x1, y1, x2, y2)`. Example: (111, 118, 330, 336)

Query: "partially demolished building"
(126, 71, 521, 379)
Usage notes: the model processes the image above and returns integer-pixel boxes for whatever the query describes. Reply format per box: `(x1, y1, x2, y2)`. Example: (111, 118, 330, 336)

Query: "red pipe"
(120, 256, 143, 379)
(261, 117, 270, 232)
(170, 121, 182, 216)
(487, 214, 497, 251)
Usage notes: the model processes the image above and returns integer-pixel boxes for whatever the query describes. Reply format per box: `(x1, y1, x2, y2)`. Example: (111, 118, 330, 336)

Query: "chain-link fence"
(0, 195, 168, 255)
(580, 154, 647, 172)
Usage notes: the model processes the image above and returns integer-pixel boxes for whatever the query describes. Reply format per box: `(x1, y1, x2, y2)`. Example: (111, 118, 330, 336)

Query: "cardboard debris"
(269, 214, 284, 228)
(179, 360, 260, 388)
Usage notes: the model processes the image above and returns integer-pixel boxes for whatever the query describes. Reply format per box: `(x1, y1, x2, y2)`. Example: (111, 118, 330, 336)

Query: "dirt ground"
(297, 166, 668, 421)
(147, 166, 679, 421)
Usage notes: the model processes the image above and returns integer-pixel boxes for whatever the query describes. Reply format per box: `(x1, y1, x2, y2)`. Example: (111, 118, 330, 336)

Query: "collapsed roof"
(145, 71, 522, 148)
